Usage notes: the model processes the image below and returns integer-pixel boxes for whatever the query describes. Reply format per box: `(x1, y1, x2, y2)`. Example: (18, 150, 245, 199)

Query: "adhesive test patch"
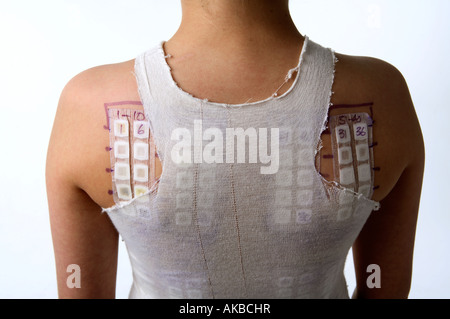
(107, 108, 157, 204)
(328, 112, 376, 220)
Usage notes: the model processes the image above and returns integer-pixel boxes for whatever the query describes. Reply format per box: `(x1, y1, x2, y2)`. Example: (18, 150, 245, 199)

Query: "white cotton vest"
(102, 37, 381, 299)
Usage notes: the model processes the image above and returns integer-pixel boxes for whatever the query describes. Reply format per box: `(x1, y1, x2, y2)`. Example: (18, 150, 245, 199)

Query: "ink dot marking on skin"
(106, 168, 114, 173)
(108, 190, 114, 195)
(106, 147, 112, 151)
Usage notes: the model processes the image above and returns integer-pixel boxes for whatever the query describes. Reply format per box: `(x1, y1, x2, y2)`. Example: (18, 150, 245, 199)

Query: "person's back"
(46, 0, 424, 299)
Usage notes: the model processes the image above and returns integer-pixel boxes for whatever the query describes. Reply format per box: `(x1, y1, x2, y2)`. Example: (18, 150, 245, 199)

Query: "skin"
(46, 0, 424, 298)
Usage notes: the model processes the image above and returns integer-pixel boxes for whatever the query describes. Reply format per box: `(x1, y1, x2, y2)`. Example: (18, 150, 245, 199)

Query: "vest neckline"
(157, 36, 309, 109)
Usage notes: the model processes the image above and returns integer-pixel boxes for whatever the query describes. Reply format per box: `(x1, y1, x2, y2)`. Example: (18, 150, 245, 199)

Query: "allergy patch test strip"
(328, 112, 376, 220)
(107, 107, 157, 204)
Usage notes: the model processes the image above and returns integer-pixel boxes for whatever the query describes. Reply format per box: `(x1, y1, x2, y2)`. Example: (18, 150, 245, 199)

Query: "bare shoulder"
(333, 54, 426, 298)
(46, 60, 142, 297)
(332, 52, 416, 114)
(47, 59, 143, 209)
(60, 59, 139, 104)
(329, 53, 424, 201)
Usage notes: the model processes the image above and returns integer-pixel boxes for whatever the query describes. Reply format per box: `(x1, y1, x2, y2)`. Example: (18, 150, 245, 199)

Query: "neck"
(170, 0, 301, 49)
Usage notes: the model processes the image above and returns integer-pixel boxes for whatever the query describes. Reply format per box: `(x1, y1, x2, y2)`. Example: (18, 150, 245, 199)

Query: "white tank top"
(103, 37, 380, 299)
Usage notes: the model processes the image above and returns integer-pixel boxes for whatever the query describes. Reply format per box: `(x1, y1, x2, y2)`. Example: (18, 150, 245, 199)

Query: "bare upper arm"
(46, 61, 139, 298)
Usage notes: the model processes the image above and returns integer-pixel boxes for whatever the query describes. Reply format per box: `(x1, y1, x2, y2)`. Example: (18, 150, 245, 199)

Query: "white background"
(0, 0, 449, 298)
